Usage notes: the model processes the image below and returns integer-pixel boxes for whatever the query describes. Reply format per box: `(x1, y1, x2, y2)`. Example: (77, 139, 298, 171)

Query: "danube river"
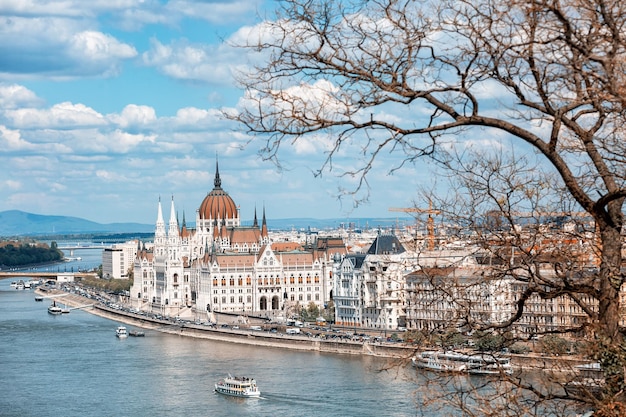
(0, 278, 428, 417)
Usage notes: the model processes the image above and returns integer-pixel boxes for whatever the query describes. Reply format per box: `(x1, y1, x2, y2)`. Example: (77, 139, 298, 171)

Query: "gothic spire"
(253, 205, 258, 228)
(214, 156, 222, 189)
(261, 205, 268, 238)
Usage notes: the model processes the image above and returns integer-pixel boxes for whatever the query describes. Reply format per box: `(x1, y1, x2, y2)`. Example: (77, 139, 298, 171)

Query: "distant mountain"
(0, 210, 405, 237)
(0, 210, 153, 237)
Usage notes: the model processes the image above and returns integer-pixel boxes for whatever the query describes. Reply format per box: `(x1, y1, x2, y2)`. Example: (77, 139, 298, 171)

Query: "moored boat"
(412, 351, 513, 375)
(48, 301, 63, 315)
(116, 326, 128, 338)
(565, 362, 604, 398)
(129, 330, 145, 337)
(215, 374, 261, 398)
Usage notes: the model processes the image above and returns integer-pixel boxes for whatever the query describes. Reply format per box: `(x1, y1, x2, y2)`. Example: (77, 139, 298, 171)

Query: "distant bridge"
(56, 245, 110, 250)
(0, 271, 98, 280)
(56, 244, 111, 257)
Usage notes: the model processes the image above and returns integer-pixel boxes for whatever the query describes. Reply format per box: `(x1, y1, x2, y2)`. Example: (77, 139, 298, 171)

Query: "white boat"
(466, 354, 513, 375)
(48, 301, 63, 315)
(565, 362, 604, 398)
(412, 351, 513, 375)
(10, 281, 18, 288)
(215, 374, 261, 398)
(15, 280, 25, 290)
(116, 326, 128, 338)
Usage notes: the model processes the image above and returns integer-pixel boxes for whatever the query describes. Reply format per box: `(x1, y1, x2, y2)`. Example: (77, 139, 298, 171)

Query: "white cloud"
(0, 15, 136, 79)
(0, 125, 35, 151)
(166, 0, 264, 25)
(1, 178, 21, 190)
(70, 30, 137, 69)
(0, 83, 43, 109)
(5, 102, 107, 129)
(109, 104, 157, 129)
(142, 38, 235, 84)
(103, 129, 156, 153)
(95, 169, 129, 182)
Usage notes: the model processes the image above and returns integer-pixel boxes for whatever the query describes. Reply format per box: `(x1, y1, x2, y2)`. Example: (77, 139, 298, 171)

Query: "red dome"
(199, 160, 238, 220)
(199, 188, 238, 220)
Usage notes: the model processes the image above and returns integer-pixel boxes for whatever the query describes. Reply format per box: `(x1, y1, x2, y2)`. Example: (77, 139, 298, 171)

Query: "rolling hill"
(0, 210, 404, 237)
(0, 210, 153, 236)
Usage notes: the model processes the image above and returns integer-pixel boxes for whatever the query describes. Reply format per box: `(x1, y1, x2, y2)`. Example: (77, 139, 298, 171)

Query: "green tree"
(229, 1, 626, 415)
(475, 332, 505, 353)
(540, 335, 572, 356)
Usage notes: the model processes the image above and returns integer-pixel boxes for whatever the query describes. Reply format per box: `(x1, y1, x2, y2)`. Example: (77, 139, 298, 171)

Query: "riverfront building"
(129, 162, 347, 319)
(332, 229, 617, 338)
(102, 241, 139, 279)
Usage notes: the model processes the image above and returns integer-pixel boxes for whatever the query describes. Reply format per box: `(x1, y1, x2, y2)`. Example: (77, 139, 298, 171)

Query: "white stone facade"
(129, 164, 346, 319)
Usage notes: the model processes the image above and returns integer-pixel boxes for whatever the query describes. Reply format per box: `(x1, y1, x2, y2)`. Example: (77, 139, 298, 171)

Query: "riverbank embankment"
(36, 287, 593, 371)
(36, 287, 416, 359)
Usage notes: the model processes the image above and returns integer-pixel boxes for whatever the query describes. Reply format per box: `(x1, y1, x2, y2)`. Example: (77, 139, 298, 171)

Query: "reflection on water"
(0, 278, 420, 417)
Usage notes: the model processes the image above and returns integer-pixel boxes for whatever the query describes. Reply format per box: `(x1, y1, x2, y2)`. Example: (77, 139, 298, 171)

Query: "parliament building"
(129, 162, 347, 321)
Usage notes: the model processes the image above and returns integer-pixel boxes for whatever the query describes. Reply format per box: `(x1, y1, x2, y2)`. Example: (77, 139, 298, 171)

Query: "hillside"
(0, 210, 405, 237)
(0, 210, 153, 236)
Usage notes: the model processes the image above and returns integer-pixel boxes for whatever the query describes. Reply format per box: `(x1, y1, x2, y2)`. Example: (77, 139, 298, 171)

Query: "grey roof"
(366, 234, 406, 255)
(345, 254, 367, 269)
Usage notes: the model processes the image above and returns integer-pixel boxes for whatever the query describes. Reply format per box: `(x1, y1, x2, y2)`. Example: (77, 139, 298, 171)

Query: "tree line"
(0, 241, 63, 267)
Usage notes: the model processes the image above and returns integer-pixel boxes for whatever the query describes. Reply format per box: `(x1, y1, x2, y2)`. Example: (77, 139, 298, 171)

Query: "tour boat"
(565, 362, 604, 398)
(412, 351, 513, 375)
(215, 374, 261, 398)
(129, 330, 145, 337)
(116, 326, 128, 338)
(48, 301, 63, 315)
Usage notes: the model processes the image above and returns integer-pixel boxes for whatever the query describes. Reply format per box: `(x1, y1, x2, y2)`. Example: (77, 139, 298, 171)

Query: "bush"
(510, 343, 531, 354)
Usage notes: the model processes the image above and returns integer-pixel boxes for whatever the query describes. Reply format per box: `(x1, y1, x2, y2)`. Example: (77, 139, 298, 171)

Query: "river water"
(0, 277, 426, 417)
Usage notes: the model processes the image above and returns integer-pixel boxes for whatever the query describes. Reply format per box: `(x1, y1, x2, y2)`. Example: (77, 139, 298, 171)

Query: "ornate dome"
(199, 161, 238, 220)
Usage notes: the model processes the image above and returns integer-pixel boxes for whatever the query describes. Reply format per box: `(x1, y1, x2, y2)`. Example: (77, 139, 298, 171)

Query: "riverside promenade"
(35, 286, 592, 373)
(36, 287, 416, 360)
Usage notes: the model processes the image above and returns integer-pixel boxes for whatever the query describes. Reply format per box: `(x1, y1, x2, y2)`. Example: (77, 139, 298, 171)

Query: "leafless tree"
(227, 0, 626, 415)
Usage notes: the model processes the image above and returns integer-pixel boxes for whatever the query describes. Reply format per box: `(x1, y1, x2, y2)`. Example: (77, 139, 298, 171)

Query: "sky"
(0, 0, 444, 226)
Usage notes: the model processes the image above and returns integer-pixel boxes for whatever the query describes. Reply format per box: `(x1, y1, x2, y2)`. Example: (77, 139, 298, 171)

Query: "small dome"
(199, 160, 238, 220)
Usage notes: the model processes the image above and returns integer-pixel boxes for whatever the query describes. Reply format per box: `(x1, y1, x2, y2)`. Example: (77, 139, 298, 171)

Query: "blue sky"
(0, 0, 439, 225)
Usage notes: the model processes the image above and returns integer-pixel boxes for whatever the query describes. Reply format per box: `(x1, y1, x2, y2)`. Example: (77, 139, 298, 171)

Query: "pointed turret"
(170, 196, 178, 230)
(167, 196, 181, 255)
(155, 196, 166, 245)
(253, 206, 258, 228)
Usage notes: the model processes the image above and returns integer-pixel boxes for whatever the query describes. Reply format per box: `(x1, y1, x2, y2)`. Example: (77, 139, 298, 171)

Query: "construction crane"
(389, 202, 441, 250)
